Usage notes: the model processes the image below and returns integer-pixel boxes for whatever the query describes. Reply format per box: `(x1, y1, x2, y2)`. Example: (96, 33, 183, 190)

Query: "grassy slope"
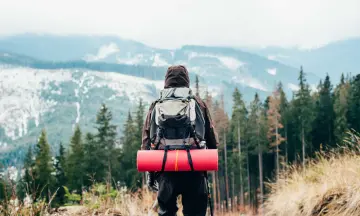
(264, 132, 360, 216)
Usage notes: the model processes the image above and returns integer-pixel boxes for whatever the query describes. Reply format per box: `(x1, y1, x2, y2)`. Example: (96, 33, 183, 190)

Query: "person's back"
(141, 65, 219, 216)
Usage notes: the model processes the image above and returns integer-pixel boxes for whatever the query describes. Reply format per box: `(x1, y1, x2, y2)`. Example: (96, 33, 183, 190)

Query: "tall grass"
(263, 130, 360, 216)
(2, 180, 246, 216)
(57, 184, 245, 215)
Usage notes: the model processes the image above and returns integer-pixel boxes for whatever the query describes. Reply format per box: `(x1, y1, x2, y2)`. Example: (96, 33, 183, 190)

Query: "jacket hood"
(164, 65, 190, 88)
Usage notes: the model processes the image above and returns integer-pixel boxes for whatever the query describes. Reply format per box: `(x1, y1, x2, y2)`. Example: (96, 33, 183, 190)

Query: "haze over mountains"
(0, 33, 358, 165)
(243, 37, 360, 81)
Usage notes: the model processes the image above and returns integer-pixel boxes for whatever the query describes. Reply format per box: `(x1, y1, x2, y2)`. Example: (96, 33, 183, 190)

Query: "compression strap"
(161, 146, 169, 172)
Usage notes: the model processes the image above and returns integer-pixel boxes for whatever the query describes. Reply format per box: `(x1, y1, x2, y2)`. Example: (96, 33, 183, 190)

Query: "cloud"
(1, 0, 360, 49)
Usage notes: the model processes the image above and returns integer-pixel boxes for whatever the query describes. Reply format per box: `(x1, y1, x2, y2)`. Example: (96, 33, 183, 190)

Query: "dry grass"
(51, 185, 244, 216)
(264, 131, 360, 216)
(2, 183, 245, 216)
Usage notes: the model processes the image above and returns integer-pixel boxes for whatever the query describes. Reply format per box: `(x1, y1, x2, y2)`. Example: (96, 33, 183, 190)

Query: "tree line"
(1, 67, 360, 213)
(205, 68, 360, 213)
(1, 101, 146, 207)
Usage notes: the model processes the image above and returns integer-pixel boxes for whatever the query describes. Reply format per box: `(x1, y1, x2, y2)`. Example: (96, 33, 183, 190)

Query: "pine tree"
(228, 88, 247, 206)
(247, 93, 267, 205)
(17, 146, 35, 201)
(0, 176, 11, 203)
(66, 125, 85, 194)
(334, 73, 350, 143)
(294, 66, 313, 167)
(83, 132, 100, 185)
(120, 112, 139, 189)
(54, 143, 66, 205)
(285, 97, 301, 164)
(312, 74, 334, 151)
(347, 74, 360, 132)
(134, 99, 146, 188)
(94, 104, 118, 187)
(212, 99, 229, 207)
(267, 89, 285, 180)
(34, 129, 54, 201)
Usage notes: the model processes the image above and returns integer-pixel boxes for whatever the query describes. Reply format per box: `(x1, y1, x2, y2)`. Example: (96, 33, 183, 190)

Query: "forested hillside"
(1, 66, 359, 215)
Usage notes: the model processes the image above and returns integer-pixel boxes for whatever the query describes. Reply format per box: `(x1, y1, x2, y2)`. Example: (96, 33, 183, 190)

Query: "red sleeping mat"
(137, 149, 218, 172)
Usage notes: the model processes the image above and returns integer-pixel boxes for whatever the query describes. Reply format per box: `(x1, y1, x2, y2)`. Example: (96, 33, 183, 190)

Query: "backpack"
(149, 87, 206, 151)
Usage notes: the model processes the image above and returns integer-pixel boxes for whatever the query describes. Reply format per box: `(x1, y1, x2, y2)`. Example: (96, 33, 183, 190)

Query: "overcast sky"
(1, 0, 360, 49)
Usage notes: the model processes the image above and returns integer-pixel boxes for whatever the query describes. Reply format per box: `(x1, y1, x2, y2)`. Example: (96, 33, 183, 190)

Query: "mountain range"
(0, 33, 358, 165)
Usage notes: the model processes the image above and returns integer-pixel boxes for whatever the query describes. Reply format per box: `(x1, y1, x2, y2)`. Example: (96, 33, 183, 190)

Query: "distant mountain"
(0, 34, 320, 165)
(242, 38, 360, 81)
(0, 34, 319, 92)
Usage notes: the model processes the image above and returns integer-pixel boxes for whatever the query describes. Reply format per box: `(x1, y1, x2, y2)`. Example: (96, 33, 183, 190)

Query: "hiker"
(141, 65, 219, 216)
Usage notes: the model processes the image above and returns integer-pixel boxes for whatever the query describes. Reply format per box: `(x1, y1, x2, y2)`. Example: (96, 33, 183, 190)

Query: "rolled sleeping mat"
(137, 149, 218, 172)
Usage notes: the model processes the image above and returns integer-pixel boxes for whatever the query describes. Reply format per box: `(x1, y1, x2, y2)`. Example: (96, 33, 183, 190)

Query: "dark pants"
(156, 172, 208, 216)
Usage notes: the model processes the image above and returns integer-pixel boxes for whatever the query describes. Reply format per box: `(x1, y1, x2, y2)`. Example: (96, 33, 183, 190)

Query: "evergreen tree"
(294, 66, 313, 167)
(0, 176, 11, 204)
(135, 99, 145, 143)
(54, 143, 66, 205)
(228, 88, 247, 206)
(120, 112, 139, 189)
(67, 125, 85, 194)
(334, 73, 350, 143)
(83, 133, 100, 186)
(34, 129, 54, 201)
(94, 104, 118, 186)
(347, 74, 360, 132)
(134, 99, 146, 186)
(212, 99, 229, 209)
(312, 74, 334, 151)
(247, 93, 267, 205)
(17, 146, 35, 201)
(263, 96, 271, 113)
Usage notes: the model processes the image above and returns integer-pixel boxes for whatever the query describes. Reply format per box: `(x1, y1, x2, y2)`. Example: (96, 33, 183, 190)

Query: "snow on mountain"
(232, 75, 268, 92)
(267, 68, 277, 75)
(116, 53, 144, 65)
(84, 43, 120, 61)
(0, 66, 73, 140)
(90, 71, 163, 101)
(187, 51, 245, 70)
(217, 56, 245, 70)
(152, 53, 169, 67)
(0, 65, 163, 152)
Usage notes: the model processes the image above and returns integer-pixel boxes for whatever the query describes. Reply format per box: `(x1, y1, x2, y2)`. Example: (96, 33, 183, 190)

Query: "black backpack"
(149, 87, 206, 151)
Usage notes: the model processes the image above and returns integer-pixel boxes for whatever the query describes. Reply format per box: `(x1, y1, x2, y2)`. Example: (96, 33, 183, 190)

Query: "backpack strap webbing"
(185, 145, 195, 171)
(161, 146, 169, 172)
